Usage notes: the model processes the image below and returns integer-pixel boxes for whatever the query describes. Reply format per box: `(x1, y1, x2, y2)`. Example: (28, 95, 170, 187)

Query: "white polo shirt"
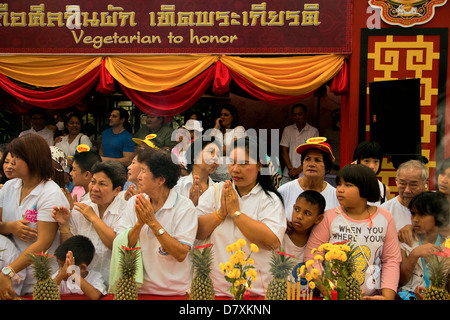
(196, 182, 287, 297)
(0, 178, 69, 294)
(280, 123, 319, 181)
(70, 195, 128, 286)
(380, 196, 412, 231)
(116, 189, 198, 296)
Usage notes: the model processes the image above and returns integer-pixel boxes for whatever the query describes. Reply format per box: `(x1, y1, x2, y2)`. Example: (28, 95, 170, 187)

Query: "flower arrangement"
(219, 239, 258, 300)
(301, 241, 358, 300)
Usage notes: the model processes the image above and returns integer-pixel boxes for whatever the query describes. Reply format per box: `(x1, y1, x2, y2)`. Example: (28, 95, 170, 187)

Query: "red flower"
(35, 252, 55, 258)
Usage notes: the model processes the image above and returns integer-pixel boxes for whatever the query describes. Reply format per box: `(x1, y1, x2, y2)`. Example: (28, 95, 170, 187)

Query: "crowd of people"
(0, 104, 449, 301)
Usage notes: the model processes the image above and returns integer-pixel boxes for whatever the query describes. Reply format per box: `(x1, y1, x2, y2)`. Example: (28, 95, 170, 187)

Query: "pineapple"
(265, 250, 296, 300)
(424, 255, 450, 300)
(29, 252, 60, 300)
(114, 246, 141, 300)
(190, 246, 215, 300)
(337, 244, 362, 300)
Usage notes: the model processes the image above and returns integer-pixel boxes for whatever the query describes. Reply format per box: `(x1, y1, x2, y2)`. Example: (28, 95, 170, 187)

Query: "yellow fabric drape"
(104, 55, 220, 92)
(0, 55, 102, 87)
(0, 54, 345, 96)
(220, 54, 346, 96)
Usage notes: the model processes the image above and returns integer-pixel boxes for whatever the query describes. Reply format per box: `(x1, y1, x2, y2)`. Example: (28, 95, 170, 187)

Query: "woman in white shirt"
(55, 112, 92, 170)
(116, 149, 198, 296)
(208, 104, 246, 182)
(52, 160, 128, 287)
(0, 134, 69, 298)
(196, 136, 287, 297)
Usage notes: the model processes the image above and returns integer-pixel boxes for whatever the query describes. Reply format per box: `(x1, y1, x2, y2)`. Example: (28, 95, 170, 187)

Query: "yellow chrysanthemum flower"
(224, 262, 233, 271)
(230, 254, 239, 264)
(233, 268, 241, 279)
(325, 252, 333, 261)
(237, 239, 246, 247)
(314, 254, 324, 262)
(341, 245, 351, 252)
(231, 242, 240, 252)
(250, 243, 259, 253)
(227, 271, 235, 278)
(310, 268, 320, 279)
(309, 281, 316, 289)
(305, 259, 315, 269)
(247, 258, 254, 265)
(311, 248, 317, 255)
(305, 273, 313, 282)
(299, 264, 306, 276)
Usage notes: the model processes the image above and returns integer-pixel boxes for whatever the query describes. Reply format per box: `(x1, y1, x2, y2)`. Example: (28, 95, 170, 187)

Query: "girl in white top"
(0, 134, 69, 298)
(278, 137, 339, 221)
(52, 160, 128, 287)
(174, 137, 221, 206)
(208, 104, 246, 182)
(116, 149, 198, 296)
(196, 136, 286, 297)
(55, 112, 92, 170)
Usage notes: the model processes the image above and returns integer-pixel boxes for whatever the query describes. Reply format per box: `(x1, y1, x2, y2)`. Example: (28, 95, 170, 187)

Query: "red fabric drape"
(118, 64, 217, 117)
(0, 67, 100, 110)
(329, 59, 348, 95)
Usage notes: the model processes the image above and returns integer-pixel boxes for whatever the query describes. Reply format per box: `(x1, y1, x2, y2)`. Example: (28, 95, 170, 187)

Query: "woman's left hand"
(73, 202, 97, 222)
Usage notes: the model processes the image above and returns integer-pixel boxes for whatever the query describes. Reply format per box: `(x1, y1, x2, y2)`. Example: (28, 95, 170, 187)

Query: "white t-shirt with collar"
(380, 196, 412, 231)
(0, 178, 69, 294)
(19, 127, 54, 146)
(195, 182, 287, 297)
(70, 195, 127, 286)
(116, 189, 198, 296)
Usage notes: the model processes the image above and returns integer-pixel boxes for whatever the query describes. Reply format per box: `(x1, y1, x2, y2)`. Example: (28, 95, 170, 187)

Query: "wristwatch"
(2, 266, 14, 279)
(155, 228, 165, 236)
(231, 210, 242, 219)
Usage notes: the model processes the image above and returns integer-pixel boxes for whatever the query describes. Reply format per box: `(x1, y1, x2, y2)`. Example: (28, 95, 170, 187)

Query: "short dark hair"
(292, 103, 307, 114)
(73, 150, 102, 173)
(409, 191, 449, 228)
(297, 190, 326, 215)
(138, 149, 180, 189)
(185, 137, 222, 174)
(352, 141, 384, 175)
(301, 148, 334, 173)
(336, 164, 380, 202)
(112, 108, 129, 121)
(91, 160, 127, 190)
(54, 235, 95, 266)
(29, 107, 46, 118)
(8, 134, 54, 181)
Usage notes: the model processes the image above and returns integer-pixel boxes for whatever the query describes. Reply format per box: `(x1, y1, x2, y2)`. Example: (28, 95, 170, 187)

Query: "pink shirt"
(305, 206, 401, 295)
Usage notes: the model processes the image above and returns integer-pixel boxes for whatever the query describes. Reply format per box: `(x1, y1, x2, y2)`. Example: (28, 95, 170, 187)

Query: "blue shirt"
(101, 127, 135, 159)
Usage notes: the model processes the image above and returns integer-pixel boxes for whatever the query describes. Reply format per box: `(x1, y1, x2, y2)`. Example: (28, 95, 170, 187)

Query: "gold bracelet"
(214, 210, 225, 222)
